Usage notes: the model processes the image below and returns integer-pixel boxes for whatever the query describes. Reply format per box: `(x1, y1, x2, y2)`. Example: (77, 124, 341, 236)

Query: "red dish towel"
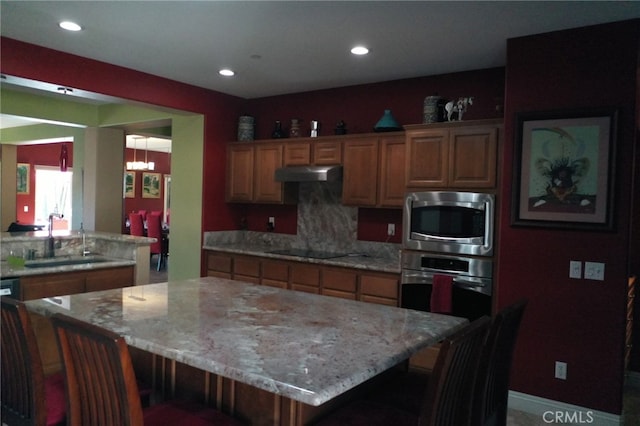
(430, 274, 453, 314)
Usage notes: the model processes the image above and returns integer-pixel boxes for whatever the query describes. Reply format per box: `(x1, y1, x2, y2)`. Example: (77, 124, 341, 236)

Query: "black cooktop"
(267, 249, 348, 259)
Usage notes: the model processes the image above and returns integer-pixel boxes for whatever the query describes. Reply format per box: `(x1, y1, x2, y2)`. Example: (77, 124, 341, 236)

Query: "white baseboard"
(627, 370, 640, 389)
(509, 391, 621, 426)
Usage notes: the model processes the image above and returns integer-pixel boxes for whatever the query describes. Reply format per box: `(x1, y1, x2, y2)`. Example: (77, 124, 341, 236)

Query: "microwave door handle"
(410, 232, 457, 242)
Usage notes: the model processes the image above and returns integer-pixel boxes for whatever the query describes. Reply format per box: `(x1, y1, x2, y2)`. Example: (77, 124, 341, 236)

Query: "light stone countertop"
(0, 255, 136, 278)
(25, 278, 467, 406)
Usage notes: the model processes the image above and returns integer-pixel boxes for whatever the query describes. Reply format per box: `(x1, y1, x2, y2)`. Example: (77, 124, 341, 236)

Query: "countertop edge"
(202, 245, 401, 274)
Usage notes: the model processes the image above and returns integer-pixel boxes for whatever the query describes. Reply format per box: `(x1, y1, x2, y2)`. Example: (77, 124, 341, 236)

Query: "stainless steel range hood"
(275, 165, 343, 182)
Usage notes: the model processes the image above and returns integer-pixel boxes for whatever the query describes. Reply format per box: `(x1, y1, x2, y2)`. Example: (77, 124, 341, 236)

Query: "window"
(35, 166, 72, 230)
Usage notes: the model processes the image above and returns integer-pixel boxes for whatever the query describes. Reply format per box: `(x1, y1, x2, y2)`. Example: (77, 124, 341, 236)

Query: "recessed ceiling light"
(59, 21, 82, 31)
(219, 69, 235, 77)
(351, 46, 369, 55)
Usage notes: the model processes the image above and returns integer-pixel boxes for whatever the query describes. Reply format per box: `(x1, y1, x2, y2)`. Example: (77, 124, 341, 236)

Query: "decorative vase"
(289, 119, 301, 138)
(271, 121, 285, 138)
(237, 115, 254, 141)
(374, 109, 401, 132)
(423, 96, 442, 123)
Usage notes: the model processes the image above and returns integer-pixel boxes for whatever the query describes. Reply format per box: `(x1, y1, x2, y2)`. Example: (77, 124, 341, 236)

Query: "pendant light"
(126, 137, 155, 171)
(59, 143, 69, 172)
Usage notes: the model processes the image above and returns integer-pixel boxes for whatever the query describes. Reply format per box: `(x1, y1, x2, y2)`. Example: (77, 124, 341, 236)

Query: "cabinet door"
(226, 144, 254, 202)
(261, 259, 289, 289)
(85, 267, 134, 292)
(378, 135, 406, 207)
(342, 139, 379, 206)
(254, 143, 284, 203)
(405, 129, 448, 188)
(360, 273, 399, 306)
(313, 140, 342, 165)
(234, 255, 261, 284)
(206, 252, 233, 279)
(21, 272, 86, 300)
(448, 126, 498, 188)
(322, 267, 357, 300)
(290, 264, 321, 294)
(284, 142, 311, 166)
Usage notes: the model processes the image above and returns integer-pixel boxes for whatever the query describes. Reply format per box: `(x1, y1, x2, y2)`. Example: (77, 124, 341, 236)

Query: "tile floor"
(146, 261, 640, 425)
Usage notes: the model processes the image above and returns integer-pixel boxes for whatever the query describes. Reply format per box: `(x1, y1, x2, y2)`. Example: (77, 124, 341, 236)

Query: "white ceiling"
(2, 1, 640, 100)
(2, 1, 640, 152)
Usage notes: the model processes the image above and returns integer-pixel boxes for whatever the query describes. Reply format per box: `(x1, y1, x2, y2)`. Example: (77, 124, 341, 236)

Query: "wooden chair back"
(146, 212, 163, 255)
(129, 213, 145, 237)
(51, 313, 145, 426)
(471, 299, 527, 426)
(419, 316, 491, 426)
(1, 297, 47, 426)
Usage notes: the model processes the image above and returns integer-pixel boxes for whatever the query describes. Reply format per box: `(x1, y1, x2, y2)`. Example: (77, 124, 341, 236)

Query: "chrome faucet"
(46, 213, 64, 258)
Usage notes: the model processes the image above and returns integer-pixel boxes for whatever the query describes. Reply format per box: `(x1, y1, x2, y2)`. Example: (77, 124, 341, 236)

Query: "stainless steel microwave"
(403, 191, 495, 256)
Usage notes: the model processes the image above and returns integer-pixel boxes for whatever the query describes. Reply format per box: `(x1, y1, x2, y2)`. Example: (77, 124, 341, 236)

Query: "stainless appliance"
(403, 191, 495, 256)
(400, 251, 491, 320)
(0, 277, 20, 299)
(274, 165, 342, 182)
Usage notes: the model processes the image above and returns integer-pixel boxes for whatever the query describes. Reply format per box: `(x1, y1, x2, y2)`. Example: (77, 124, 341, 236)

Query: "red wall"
(499, 20, 639, 414)
(15, 142, 73, 224)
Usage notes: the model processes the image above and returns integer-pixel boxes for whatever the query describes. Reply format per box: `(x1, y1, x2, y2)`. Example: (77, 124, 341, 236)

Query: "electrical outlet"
(23, 205, 29, 212)
(569, 261, 582, 279)
(584, 262, 605, 281)
(268, 217, 275, 226)
(555, 361, 567, 380)
(387, 223, 395, 236)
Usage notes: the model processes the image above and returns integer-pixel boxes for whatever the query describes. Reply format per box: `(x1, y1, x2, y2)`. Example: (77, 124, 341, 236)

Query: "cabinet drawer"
(322, 268, 357, 292)
(360, 295, 397, 306)
(234, 256, 260, 277)
(262, 260, 289, 281)
(207, 252, 232, 273)
(360, 274, 399, 299)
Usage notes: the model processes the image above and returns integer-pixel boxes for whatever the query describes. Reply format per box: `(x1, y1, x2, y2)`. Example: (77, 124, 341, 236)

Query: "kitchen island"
(25, 277, 466, 425)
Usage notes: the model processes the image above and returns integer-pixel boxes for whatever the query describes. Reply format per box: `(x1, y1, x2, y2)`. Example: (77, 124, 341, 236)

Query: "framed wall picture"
(142, 172, 161, 199)
(124, 171, 135, 198)
(512, 108, 617, 231)
(16, 163, 30, 194)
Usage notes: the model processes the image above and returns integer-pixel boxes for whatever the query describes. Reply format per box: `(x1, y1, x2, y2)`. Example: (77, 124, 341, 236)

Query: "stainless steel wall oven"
(400, 251, 492, 320)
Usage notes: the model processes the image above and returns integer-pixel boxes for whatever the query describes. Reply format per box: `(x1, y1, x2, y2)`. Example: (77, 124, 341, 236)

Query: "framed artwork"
(124, 171, 136, 198)
(16, 163, 30, 194)
(512, 108, 616, 231)
(142, 172, 161, 199)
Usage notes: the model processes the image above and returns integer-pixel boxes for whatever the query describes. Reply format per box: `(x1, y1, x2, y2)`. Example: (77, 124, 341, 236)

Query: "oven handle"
(401, 272, 492, 296)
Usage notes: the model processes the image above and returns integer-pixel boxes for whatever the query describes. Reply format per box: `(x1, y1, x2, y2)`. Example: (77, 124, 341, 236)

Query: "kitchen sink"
(24, 256, 109, 268)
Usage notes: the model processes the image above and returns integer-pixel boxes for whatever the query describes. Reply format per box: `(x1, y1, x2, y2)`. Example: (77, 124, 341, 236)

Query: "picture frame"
(142, 172, 161, 199)
(124, 171, 136, 198)
(16, 163, 30, 194)
(512, 108, 616, 231)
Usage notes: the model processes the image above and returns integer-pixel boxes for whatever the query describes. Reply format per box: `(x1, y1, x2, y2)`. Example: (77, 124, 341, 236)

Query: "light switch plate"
(584, 262, 605, 281)
(569, 261, 582, 279)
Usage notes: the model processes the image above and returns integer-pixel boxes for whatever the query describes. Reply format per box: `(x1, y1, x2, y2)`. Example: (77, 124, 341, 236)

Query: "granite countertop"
(25, 278, 467, 406)
(0, 230, 155, 244)
(1, 255, 136, 278)
(203, 242, 401, 274)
